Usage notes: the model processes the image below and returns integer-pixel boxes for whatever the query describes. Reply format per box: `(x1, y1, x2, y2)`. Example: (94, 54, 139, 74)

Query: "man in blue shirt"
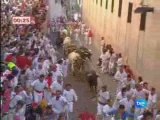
(108, 104, 134, 120)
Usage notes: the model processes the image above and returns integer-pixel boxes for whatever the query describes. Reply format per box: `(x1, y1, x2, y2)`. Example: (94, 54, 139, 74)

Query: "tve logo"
(135, 99, 148, 109)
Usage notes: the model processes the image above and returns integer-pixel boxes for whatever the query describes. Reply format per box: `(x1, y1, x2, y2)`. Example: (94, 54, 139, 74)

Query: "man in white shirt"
(50, 79, 63, 95)
(97, 86, 110, 116)
(123, 74, 136, 89)
(48, 46, 57, 64)
(9, 86, 23, 110)
(49, 90, 68, 119)
(119, 94, 134, 113)
(116, 53, 123, 68)
(108, 52, 116, 75)
(80, 22, 85, 35)
(133, 84, 146, 117)
(142, 82, 150, 95)
(100, 37, 105, 54)
(113, 87, 127, 109)
(63, 84, 78, 113)
(52, 65, 63, 82)
(62, 58, 69, 78)
(31, 74, 48, 103)
(42, 57, 52, 76)
(102, 100, 113, 120)
(101, 50, 111, 73)
(84, 29, 89, 45)
(9, 86, 23, 120)
(114, 67, 128, 93)
(132, 84, 146, 100)
(148, 87, 157, 117)
(14, 100, 26, 120)
(25, 66, 35, 88)
(56, 59, 64, 75)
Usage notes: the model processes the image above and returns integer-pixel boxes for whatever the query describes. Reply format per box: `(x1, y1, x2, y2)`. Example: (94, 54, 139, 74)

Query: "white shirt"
(35, 68, 46, 78)
(9, 93, 23, 108)
(63, 89, 78, 102)
(116, 91, 126, 100)
(148, 93, 157, 103)
(49, 96, 67, 114)
(25, 68, 34, 80)
(156, 115, 160, 120)
(42, 59, 51, 75)
(15, 105, 26, 120)
(148, 93, 157, 109)
(123, 78, 136, 88)
(119, 98, 134, 112)
(50, 81, 63, 93)
(114, 71, 127, 84)
(11, 76, 18, 88)
(19, 90, 33, 105)
(105, 51, 111, 60)
(133, 89, 146, 99)
(56, 64, 63, 74)
(126, 88, 135, 97)
(142, 88, 150, 95)
(52, 70, 63, 81)
(102, 104, 112, 118)
(32, 56, 39, 69)
(117, 57, 123, 66)
(98, 90, 110, 104)
(31, 79, 48, 92)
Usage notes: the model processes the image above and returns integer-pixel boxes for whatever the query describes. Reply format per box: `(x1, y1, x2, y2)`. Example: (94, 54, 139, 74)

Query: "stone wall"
(82, 0, 160, 89)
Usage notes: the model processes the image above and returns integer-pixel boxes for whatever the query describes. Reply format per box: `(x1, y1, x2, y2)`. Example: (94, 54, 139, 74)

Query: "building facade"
(82, 0, 160, 89)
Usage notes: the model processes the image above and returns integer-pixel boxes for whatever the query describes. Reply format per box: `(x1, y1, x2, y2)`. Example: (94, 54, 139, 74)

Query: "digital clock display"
(12, 17, 31, 24)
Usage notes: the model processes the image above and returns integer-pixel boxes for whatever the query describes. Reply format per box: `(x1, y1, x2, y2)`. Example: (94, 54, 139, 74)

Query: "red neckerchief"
(46, 76, 53, 88)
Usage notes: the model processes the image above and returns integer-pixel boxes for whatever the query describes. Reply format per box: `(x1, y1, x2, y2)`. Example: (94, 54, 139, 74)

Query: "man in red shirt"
(16, 52, 32, 70)
(5, 53, 16, 63)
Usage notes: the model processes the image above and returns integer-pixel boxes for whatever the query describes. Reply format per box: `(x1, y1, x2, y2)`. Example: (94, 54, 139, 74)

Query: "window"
(100, 0, 103, 6)
(111, 0, 114, 12)
(105, 0, 108, 9)
(140, 12, 147, 31)
(127, 2, 133, 23)
(118, 0, 123, 17)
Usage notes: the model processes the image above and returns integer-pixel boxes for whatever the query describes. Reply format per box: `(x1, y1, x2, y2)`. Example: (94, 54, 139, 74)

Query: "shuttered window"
(127, 2, 133, 23)
(100, 0, 103, 7)
(105, 0, 108, 9)
(140, 12, 147, 31)
(118, 0, 123, 17)
(111, 0, 114, 12)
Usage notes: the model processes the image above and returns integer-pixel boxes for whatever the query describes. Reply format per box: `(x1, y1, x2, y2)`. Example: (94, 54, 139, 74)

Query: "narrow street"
(47, 1, 117, 118)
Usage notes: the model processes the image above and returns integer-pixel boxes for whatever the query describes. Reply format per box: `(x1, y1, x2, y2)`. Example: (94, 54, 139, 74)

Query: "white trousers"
(33, 91, 43, 103)
(84, 36, 88, 45)
(62, 64, 69, 78)
(6, 109, 15, 120)
(88, 37, 92, 45)
(44, 90, 52, 102)
(101, 60, 109, 73)
(97, 103, 104, 115)
(67, 102, 73, 113)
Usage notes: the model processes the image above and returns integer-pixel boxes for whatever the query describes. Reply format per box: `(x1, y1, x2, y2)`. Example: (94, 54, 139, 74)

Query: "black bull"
(86, 71, 98, 92)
